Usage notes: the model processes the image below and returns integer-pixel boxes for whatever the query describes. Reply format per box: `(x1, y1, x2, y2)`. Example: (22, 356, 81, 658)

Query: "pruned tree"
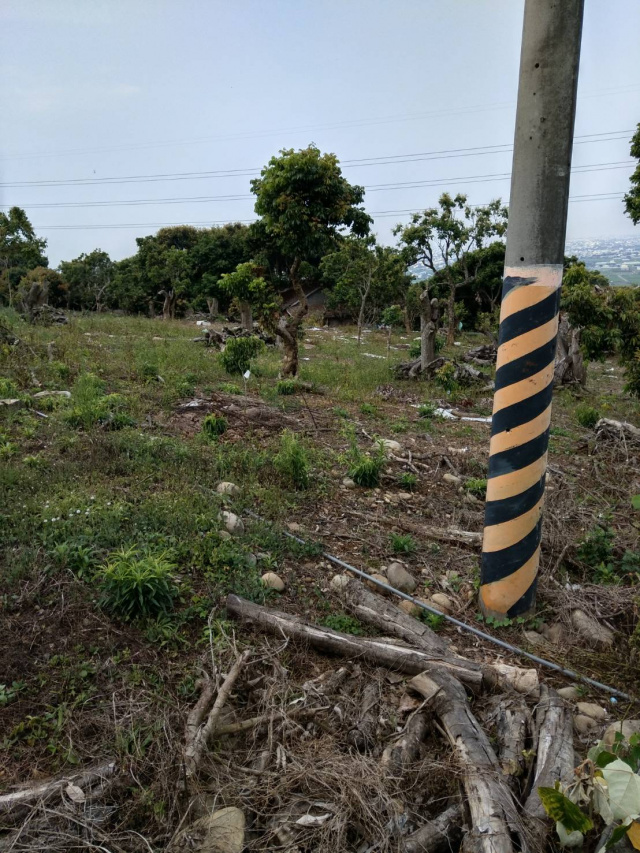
(395, 194, 507, 345)
(250, 145, 371, 376)
(59, 250, 114, 312)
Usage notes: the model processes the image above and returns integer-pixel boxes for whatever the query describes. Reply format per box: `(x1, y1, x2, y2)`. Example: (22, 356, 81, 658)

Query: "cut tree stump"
(226, 595, 483, 690)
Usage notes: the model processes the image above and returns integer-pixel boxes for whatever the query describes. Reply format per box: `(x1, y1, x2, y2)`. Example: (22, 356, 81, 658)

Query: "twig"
(213, 706, 328, 736)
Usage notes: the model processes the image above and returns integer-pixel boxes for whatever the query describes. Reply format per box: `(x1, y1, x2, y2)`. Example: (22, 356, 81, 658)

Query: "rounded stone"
(442, 473, 462, 485)
(398, 600, 421, 618)
(219, 511, 244, 534)
(261, 572, 285, 592)
(387, 563, 417, 594)
(342, 477, 356, 489)
(379, 439, 402, 453)
(573, 714, 598, 735)
(576, 702, 607, 721)
(603, 720, 640, 747)
(366, 573, 388, 591)
(557, 686, 581, 701)
(430, 593, 454, 613)
(218, 530, 232, 541)
(330, 574, 350, 592)
(216, 481, 240, 497)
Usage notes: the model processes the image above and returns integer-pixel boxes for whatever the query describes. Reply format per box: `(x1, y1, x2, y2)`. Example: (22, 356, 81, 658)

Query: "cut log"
(403, 803, 464, 853)
(595, 418, 640, 445)
(348, 678, 381, 752)
(523, 686, 575, 827)
(346, 510, 482, 549)
(0, 761, 116, 818)
(494, 698, 530, 783)
(381, 711, 429, 776)
(410, 671, 521, 853)
(226, 595, 483, 690)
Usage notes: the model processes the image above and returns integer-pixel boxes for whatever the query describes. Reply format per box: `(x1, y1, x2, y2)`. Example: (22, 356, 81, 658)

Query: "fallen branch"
(184, 649, 251, 785)
(494, 697, 531, 784)
(403, 802, 464, 853)
(0, 761, 116, 818)
(410, 671, 522, 853)
(381, 711, 429, 776)
(213, 706, 327, 736)
(226, 595, 483, 690)
(345, 510, 482, 549)
(348, 679, 381, 752)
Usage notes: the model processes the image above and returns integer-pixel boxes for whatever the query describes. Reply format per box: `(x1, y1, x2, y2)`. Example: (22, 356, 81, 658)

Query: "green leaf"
(632, 494, 640, 510)
(605, 823, 632, 850)
(538, 787, 594, 833)
(602, 759, 640, 821)
(597, 751, 620, 769)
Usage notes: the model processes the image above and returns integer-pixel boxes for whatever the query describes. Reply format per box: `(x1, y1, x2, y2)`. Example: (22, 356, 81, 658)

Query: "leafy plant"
(465, 478, 487, 499)
(390, 533, 417, 555)
(434, 362, 459, 395)
(99, 547, 178, 622)
(417, 402, 436, 419)
(321, 612, 364, 635)
(202, 414, 228, 439)
(575, 403, 601, 429)
(218, 382, 242, 395)
(276, 379, 297, 396)
(398, 472, 417, 491)
(360, 402, 377, 416)
(219, 336, 264, 375)
(0, 681, 26, 707)
(52, 542, 99, 579)
(273, 430, 309, 489)
(345, 428, 386, 487)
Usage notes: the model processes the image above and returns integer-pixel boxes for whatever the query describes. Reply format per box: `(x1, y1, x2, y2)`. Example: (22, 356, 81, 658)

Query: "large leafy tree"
(250, 145, 371, 376)
(321, 238, 410, 344)
(218, 261, 280, 331)
(395, 193, 507, 344)
(59, 249, 114, 311)
(0, 207, 48, 305)
(189, 223, 252, 315)
(624, 123, 640, 224)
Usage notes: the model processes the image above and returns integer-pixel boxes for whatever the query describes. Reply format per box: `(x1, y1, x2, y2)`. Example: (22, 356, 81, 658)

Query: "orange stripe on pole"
(480, 547, 541, 615)
(492, 361, 555, 413)
(497, 316, 559, 367)
(489, 404, 552, 455)
(485, 454, 547, 502)
(482, 497, 544, 552)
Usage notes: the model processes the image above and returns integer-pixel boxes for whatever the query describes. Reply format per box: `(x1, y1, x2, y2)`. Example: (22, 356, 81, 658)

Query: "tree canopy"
(0, 207, 48, 304)
(624, 122, 640, 225)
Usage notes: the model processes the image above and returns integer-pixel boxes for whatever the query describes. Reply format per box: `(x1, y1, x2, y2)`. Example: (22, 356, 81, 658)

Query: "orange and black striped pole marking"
(480, 264, 562, 617)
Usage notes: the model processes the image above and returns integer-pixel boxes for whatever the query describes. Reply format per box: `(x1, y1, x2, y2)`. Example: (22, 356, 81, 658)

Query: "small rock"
(398, 600, 421, 618)
(523, 630, 546, 646)
(287, 522, 303, 533)
(246, 553, 257, 569)
(429, 593, 454, 614)
(464, 493, 483, 507)
(218, 530, 232, 541)
(342, 477, 356, 489)
(557, 686, 581, 701)
(397, 492, 413, 500)
(574, 714, 598, 735)
(0, 398, 22, 408)
(216, 481, 240, 497)
(603, 720, 640, 747)
(387, 563, 417, 594)
(219, 511, 244, 535)
(576, 702, 607, 721)
(33, 390, 71, 399)
(261, 572, 285, 592)
(542, 623, 564, 645)
(256, 552, 270, 561)
(442, 473, 462, 485)
(330, 574, 349, 591)
(379, 439, 402, 453)
(167, 806, 245, 853)
(571, 609, 614, 648)
(366, 573, 388, 591)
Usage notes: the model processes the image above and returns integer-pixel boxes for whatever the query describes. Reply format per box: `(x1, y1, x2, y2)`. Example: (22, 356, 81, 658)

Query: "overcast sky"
(1, 0, 639, 267)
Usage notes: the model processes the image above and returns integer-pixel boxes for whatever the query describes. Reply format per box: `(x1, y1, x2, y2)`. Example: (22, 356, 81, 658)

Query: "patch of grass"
(360, 402, 377, 417)
(276, 379, 297, 396)
(219, 336, 264, 375)
(273, 430, 309, 489)
(575, 403, 601, 429)
(417, 402, 436, 419)
(99, 547, 178, 622)
(333, 406, 350, 419)
(464, 478, 487, 499)
(389, 533, 417, 555)
(218, 382, 242, 395)
(398, 472, 417, 491)
(202, 414, 228, 439)
(321, 612, 365, 635)
(421, 612, 444, 631)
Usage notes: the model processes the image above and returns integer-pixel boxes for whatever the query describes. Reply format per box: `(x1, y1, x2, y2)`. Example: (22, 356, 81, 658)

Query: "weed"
(360, 402, 377, 417)
(276, 379, 297, 396)
(577, 524, 615, 570)
(321, 612, 364, 635)
(0, 681, 26, 707)
(550, 426, 570, 437)
(421, 612, 444, 631)
(273, 430, 309, 489)
(99, 547, 178, 621)
(390, 533, 417, 555)
(220, 336, 264, 374)
(202, 414, 228, 439)
(434, 362, 459, 395)
(0, 378, 20, 397)
(398, 472, 417, 491)
(333, 406, 350, 419)
(417, 402, 436, 419)
(218, 382, 242, 394)
(465, 478, 487, 499)
(345, 428, 386, 487)
(575, 403, 601, 429)
(52, 542, 99, 579)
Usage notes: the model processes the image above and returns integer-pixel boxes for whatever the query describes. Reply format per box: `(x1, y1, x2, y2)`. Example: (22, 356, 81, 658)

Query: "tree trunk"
(419, 290, 438, 370)
(446, 282, 456, 345)
(240, 300, 253, 331)
(554, 314, 586, 386)
(276, 257, 306, 378)
(161, 289, 176, 320)
(206, 296, 219, 318)
(357, 271, 373, 346)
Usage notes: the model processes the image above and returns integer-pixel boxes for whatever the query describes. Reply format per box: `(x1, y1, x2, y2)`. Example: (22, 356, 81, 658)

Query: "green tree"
(250, 145, 371, 376)
(218, 261, 280, 330)
(17, 266, 67, 311)
(395, 193, 507, 345)
(0, 207, 48, 306)
(59, 249, 114, 311)
(189, 223, 252, 314)
(624, 122, 640, 224)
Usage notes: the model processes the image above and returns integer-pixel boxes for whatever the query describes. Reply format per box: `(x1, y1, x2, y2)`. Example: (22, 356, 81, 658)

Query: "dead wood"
(226, 595, 483, 689)
(409, 671, 522, 853)
(381, 711, 429, 776)
(348, 679, 381, 752)
(0, 760, 116, 818)
(213, 706, 326, 736)
(403, 802, 464, 853)
(523, 685, 574, 826)
(595, 417, 640, 445)
(183, 649, 251, 785)
(346, 509, 482, 549)
(493, 697, 531, 783)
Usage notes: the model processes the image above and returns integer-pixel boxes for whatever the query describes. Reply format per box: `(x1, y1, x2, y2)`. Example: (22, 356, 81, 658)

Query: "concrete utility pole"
(479, 0, 585, 618)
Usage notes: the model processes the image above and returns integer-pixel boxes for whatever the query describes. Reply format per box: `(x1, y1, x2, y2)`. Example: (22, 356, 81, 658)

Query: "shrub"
(390, 533, 417, 554)
(65, 373, 129, 430)
(417, 403, 436, 419)
(398, 472, 417, 491)
(202, 414, 228, 439)
(575, 403, 600, 429)
(218, 383, 242, 395)
(273, 430, 309, 489)
(465, 478, 487, 499)
(350, 456, 384, 488)
(577, 524, 614, 568)
(276, 379, 297, 396)
(99, 547, 178, 621)
(321, 613, 364, 635)
(434, 362, 459, 394)
(0, 378, 19, 397)
(360, 402, 377, 416)
(219, 336, 264, 375)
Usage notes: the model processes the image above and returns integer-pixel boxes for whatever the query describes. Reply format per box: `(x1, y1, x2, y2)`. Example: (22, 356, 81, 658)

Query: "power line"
(1, 130, 633, 189)
(32, 192, 627, 230)
(3, 159, 633, 211)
